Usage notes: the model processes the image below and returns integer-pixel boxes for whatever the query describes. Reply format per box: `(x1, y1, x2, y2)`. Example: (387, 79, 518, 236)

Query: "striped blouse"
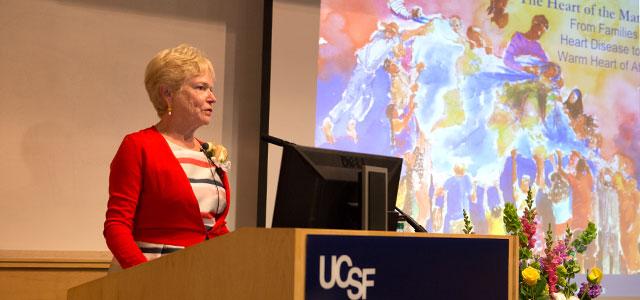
(166, 139, 227, 230)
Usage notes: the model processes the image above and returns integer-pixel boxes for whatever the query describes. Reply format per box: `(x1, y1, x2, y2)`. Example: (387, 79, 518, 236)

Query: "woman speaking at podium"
(104, 44, 231, 270)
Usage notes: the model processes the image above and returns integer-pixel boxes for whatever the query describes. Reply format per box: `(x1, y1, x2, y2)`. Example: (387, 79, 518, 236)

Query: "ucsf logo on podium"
(318, 255, 376, 300)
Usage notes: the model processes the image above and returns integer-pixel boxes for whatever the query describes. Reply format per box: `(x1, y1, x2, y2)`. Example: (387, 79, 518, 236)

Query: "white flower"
(568, 296, 580, 300)
(552, 293, 566, 300)
(212, 156, 231, 173)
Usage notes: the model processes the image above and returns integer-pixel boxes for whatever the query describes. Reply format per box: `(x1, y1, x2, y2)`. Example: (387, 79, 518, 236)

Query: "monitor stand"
(361, 165, 389, 231)
(361, 165, 428, 232)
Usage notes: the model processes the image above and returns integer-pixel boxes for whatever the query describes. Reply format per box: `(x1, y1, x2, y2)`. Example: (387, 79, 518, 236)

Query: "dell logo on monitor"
(318, 255, 375, 300)
(340, 156, 365, 169)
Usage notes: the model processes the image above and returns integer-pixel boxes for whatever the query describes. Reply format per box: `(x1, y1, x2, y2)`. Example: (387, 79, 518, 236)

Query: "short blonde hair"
(144, 44, 213, 116)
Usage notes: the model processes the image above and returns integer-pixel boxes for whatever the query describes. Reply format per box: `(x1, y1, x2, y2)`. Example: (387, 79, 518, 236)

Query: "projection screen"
(268, 0, 639, 296)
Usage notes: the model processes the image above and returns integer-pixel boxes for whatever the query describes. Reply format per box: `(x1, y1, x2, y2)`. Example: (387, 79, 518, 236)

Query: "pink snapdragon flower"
(520, 214, 537, 249)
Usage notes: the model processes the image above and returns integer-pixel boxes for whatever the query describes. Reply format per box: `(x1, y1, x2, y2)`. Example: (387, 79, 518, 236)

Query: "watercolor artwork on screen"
(315, 0, 639, 275)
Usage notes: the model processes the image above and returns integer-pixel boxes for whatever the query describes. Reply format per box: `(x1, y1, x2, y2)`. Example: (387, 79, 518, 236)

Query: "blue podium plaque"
(305, 234, 511, 300)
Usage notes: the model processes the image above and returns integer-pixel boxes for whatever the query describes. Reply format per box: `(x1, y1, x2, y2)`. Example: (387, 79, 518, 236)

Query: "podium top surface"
(68, 227, 517, 300)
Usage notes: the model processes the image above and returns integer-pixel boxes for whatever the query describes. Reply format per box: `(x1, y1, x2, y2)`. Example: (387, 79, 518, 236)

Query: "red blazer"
(104, 127, 231, 269)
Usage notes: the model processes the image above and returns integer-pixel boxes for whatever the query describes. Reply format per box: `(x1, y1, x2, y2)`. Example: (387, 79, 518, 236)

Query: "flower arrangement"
(201, 142, 231, 172)
(464, 189, 603, 300)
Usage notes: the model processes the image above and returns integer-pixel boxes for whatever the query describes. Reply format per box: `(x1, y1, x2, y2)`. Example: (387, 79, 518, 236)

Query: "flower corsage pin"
(201, 142, 231, 173)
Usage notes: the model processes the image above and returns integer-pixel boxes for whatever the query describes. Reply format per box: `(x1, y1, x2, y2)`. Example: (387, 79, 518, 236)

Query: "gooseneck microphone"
(395, 206, 428, 233)
(260, 135, 293, 147)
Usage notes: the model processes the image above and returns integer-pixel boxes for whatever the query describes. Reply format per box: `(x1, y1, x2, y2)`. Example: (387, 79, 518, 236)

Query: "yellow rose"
(202, 143, 228, 162)
(587, 267, 603, 284)
(212, 144, 228, 162)
(522, 266, 540, 286)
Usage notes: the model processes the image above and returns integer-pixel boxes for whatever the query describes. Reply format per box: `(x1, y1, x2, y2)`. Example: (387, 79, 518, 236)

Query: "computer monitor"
(271, 143, 402, 230)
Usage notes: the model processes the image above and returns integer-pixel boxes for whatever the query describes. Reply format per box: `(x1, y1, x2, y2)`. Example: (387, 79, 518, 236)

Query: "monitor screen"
(272, 143, 402, 230)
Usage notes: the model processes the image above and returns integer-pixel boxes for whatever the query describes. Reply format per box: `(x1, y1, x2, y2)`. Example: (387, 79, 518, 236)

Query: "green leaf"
(533, 276, 547, 294)
(565, 260, 580, 274)
(520, 247, 533, 261)
(568, 282, 578, 294)
(462, 209, 474, 234)
(571, 222, 598, 254)
(531, 261, 541, 269)
(535, 295, 548, 300)
(557, 265, 568, 276)
(557, 277, 566, 286)
(503, 203, 521, 235)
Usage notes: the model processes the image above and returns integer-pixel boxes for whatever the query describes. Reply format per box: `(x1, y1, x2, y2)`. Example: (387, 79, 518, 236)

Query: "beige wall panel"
(266, 0, 320, 227)
(0, 0, 263, 251)
(0, 250, 111, 300)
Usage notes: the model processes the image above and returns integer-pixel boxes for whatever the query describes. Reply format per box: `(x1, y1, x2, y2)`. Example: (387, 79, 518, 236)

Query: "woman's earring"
(167, 106, 172, 116)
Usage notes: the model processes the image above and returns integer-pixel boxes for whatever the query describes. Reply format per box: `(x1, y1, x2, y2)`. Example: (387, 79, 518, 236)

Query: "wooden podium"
(68, 228, 518, 299)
